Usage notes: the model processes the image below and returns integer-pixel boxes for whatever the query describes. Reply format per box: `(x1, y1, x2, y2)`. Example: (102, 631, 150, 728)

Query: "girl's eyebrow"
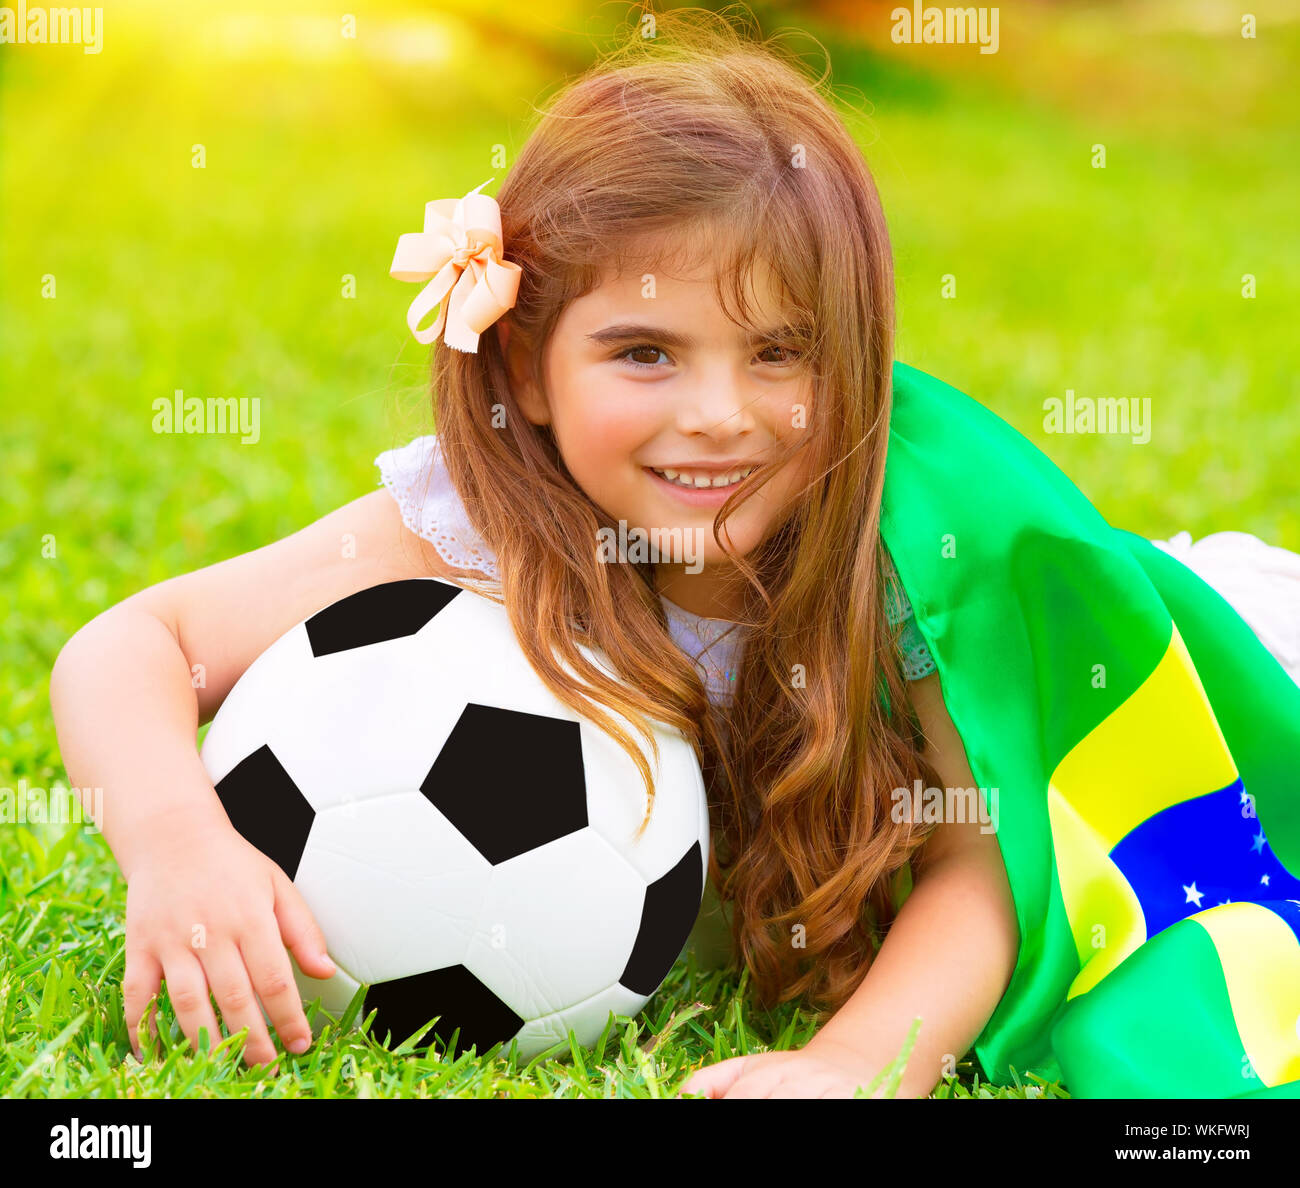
(586, 322, 804, 349)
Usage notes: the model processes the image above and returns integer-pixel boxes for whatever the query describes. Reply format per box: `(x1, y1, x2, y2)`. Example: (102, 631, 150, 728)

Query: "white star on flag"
(1184, 882, 1204, 907)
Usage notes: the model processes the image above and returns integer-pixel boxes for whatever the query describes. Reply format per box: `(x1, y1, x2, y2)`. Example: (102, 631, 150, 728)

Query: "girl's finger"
(716, 1069, 788, 1099)
(159, 948, 223, 1062)
(238, 912, 314, 1055)
(121, 945, 163, 1059)
(270, 866, 336, 981)
(197, 941, 278, 1066)
(680, 1054, 752, 1098)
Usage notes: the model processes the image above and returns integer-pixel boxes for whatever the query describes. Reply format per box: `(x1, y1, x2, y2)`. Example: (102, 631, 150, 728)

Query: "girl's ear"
(496, 318, 550, 426)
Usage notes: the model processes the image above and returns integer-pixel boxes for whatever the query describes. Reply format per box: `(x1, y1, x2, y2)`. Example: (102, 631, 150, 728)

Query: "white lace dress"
(376, 434, 1300, 691)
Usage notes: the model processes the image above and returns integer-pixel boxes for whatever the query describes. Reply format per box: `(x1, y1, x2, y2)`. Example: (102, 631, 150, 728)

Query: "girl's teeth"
(651, 466, 755, 489)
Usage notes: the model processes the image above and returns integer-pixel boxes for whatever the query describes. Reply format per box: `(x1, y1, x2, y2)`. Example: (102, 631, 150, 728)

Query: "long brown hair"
(427, 6, 943, 1021)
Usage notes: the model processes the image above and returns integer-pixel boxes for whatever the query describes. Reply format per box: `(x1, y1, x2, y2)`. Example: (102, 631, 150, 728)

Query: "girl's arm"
(806, 671, 1019, 1096)
(49, 488, 457, 1064)
(51, 489, 447, 871)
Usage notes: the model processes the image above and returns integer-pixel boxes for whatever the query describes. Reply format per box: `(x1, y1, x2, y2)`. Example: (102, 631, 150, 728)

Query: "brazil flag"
(880, 361, 1300, 1098)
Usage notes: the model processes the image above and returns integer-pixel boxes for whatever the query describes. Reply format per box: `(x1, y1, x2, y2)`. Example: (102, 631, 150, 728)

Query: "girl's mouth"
(644, 465, 758, 505)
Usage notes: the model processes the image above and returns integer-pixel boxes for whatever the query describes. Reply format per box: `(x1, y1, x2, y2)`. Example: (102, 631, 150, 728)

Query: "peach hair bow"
(390, 178, 522, 353)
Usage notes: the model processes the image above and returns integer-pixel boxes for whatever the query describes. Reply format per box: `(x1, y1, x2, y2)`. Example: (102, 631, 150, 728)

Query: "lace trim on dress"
(375, 435, 502, 581)
(884, 548, 938, 681)
(898, 617, 937, 681)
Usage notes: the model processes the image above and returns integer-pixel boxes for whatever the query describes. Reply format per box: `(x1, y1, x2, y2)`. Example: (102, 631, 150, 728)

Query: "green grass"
(0, 815, 1065, 1097)
(2, 0, 1294, 1098)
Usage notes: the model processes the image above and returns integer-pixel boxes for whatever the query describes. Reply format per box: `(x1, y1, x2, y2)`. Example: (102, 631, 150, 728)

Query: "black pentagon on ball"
(213, 744, 316, 881)
(619, 840, 705, 996)
(421, 703, 588, 865)
(304, 578, 460, 657)
(364, 964, 524, 1059)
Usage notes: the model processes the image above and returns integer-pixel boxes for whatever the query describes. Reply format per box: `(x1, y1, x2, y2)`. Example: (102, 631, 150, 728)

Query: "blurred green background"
(2, 0, 1298, 945)
(5, 0, 1299, 762)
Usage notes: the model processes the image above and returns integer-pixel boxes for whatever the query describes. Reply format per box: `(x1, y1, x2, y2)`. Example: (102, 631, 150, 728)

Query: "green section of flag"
(1051, 914, 1248, 1097)
(880, 361, 1300, 1095)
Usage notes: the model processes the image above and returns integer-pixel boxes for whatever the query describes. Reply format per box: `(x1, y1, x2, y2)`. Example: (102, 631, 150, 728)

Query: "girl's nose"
(673, 370, 759, 439)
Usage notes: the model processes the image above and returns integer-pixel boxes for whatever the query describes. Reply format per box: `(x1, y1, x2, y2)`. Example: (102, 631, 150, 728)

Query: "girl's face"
(503, 252, 813, 613)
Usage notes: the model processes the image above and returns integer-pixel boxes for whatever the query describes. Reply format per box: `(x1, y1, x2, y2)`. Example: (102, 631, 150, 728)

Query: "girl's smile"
(643, 460, 764, 506)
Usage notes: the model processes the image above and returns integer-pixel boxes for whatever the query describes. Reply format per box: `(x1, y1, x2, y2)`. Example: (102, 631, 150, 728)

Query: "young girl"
(50, 12, 1300, 1099)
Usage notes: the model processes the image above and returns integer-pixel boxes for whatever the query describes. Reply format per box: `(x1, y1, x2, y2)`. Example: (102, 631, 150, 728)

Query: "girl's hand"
(679, 1038, 889, 1099)
(122, 818, 337, 1068)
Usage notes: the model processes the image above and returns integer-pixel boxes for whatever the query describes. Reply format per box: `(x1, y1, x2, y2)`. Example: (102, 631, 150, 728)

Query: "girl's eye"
(618, 345, 669, 369)
(757, 343, 801, 366)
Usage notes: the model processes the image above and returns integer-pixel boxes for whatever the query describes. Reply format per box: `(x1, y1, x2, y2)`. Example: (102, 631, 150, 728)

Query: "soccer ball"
(198, 577, 709, 1060)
